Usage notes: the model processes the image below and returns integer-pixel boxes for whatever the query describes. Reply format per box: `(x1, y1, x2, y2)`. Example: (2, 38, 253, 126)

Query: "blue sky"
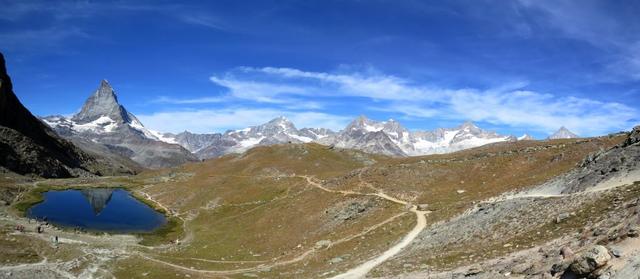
(1, 0, 639, 138)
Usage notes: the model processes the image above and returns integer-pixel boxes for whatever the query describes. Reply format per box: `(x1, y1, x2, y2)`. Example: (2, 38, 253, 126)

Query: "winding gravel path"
(301, 176, 430, 279)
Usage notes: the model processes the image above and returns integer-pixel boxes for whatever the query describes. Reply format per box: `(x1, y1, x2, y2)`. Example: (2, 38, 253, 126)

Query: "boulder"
(569, 245, 611, 276)
(622, 126, 640, 147)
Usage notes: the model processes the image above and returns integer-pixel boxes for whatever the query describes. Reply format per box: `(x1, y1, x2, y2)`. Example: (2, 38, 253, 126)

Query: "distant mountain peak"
(548, 126, 579, 139)
(458, 121, 479, 130)
(268, 115, 290, 123)
(72, 80, 131, 124)
(264, 116, 296, 131)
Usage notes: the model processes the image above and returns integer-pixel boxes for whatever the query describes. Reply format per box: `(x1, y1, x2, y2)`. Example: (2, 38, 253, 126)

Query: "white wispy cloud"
(136, 108, 351, 134)
(203, 66, 637, 136)
(209, 76, 312, 104)
(0, 26, 90, 51)
(445, 89, 635, 135)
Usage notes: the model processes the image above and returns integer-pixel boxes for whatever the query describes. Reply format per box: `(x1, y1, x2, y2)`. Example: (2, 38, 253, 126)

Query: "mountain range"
(38, 80, 580, 165)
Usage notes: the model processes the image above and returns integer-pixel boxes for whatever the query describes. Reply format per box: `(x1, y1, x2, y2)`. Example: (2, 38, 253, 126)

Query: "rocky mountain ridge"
(156, 115, 581, 159)
(0, 53, 133, 177)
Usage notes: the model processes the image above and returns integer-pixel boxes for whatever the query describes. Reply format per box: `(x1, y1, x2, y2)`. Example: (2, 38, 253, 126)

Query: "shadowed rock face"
(0, 52, 101, 177)
(80, 189, 115, 215)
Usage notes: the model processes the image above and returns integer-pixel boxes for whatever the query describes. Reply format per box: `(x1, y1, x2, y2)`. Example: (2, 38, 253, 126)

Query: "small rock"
(556, 213, 570, 223)
(551, 262, 569, 275)
(570, 245, 611, 276)
(456, 190, 466, 194)
(329, 257, 343, 264)
(416, 204, 429, 211)
(315, 240, 331, 249)
(0, 200, 7, 206)
(465, 264, 483, 276)
(561, 246, 574, 259)
(609, 247, 622, 258)
(403, 263, 413, 268)
(593, 228, 607, 236)
(627, 227, 639, 238)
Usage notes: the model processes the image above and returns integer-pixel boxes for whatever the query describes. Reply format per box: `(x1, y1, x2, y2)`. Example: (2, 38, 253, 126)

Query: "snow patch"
(289, 134, 313, 143)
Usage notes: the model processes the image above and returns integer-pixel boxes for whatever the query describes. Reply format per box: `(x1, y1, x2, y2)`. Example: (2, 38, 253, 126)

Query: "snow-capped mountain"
(41, 80, 197, 168)
(318, 116, 514, 156)
(160, 115, 517, 159)
(548, 126, 579, 139)
(316, 116, 407, 156)
(188, 116, 335, 159)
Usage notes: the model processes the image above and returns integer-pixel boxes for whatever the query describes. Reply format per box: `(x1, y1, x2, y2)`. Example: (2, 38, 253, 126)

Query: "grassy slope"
(115, 144, 409, 277)
(113, 137, 624, 278)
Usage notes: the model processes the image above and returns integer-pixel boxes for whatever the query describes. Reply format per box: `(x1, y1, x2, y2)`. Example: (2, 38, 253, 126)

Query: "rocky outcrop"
(0, 52, 127, 177)
(557, 127, 640, 193)
(622, 125, 640, 147)
(569, 245, 611, 276)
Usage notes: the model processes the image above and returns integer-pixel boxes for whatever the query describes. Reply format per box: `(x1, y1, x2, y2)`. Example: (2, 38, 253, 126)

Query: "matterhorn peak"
(72, 80, 131, 124)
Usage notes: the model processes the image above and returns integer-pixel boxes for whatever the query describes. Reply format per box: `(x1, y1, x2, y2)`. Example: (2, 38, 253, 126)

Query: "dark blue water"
(27, 188, 167, 233)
